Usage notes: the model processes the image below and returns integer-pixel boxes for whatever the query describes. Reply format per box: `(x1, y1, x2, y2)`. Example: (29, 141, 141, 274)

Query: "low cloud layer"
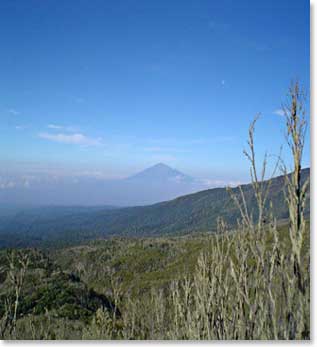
(273, 109, 284, 116)
(38, 132, 102, 146)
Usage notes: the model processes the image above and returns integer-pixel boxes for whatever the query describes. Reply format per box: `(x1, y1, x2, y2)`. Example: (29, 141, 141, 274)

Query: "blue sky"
(0, 0, 310, 182)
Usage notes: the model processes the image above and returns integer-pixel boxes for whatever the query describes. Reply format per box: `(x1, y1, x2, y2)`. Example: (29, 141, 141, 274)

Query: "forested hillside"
(0, 221, 310, 339)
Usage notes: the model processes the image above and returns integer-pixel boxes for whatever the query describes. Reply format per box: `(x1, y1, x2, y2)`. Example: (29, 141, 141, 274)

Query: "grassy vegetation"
(0, 220, 309, 339)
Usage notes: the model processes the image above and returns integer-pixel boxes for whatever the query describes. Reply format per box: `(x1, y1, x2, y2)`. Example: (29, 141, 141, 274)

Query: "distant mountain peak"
(151, 162, 170, 169)
(127, 163, 193, 183)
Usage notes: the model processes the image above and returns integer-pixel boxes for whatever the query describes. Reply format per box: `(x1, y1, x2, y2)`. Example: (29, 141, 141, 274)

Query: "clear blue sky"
(0, 0, 310, 182)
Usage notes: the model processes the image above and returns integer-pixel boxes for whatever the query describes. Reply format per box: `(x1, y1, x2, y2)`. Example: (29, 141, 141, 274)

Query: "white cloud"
(48, 124, 63, 129)
(273, 109, 284, 116)
(38, 132, 102, 146)
(8, 109, 20, 115)
(201, 178, 245, 188)
(15, 125, 26, 130)
(0, 181, 16, 189)
(47, 124, 79, 132)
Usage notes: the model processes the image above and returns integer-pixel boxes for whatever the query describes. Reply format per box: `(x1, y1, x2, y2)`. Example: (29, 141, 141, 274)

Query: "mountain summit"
(127, 163, 194, 183)
(0, 163, 205, 206)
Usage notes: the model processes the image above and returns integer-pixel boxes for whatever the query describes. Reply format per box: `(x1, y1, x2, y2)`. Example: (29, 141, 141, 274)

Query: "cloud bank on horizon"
(0, 163, 246, 206)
